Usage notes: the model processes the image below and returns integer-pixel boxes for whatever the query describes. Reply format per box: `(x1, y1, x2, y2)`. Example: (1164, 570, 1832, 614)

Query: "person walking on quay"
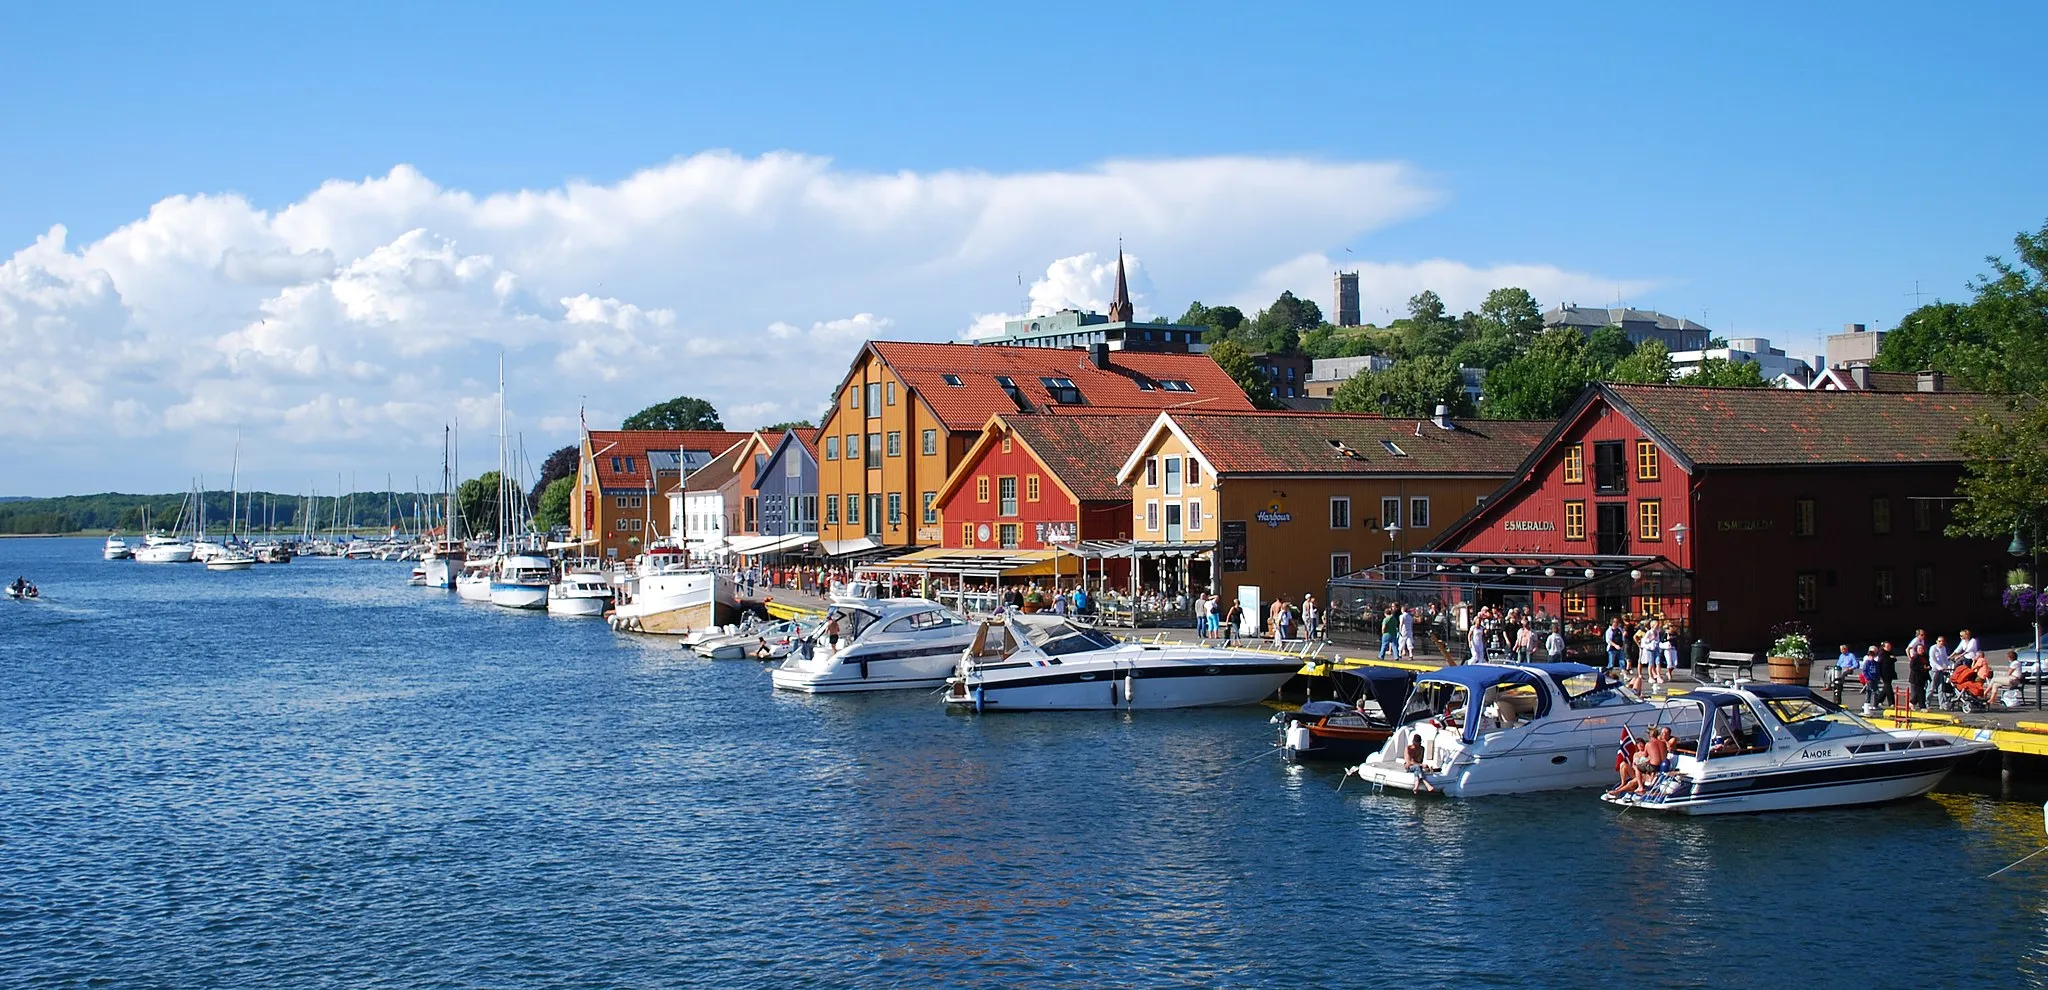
(1928, 635, 1954, 705)
(1545, 624, 1566, 663)
(1513, 623, 1535, 664)
(1398, 604, 1416, 659)
(1378, 605, 1399, 659)
(1877, 640, 1898, 706)
(1859, 646, 1885, 716)
(1466, 616, 1487, 665)
(1906, 630, 1931, 708)
(1301, 593, 1319, 641)
(1955, 628, 1982, 667)
(1222, 600, 1243, 640)
(1604, 617, 1626, 670)
(1195, 593, 1212, 638)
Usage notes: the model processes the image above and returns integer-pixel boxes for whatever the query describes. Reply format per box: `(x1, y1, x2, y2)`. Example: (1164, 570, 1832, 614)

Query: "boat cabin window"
(834, 611, 878, 639)
(1554, 670, 1634, 710)
(1760, 694, 1863, 742)
(1479, 684, 1542, 731)
(1704, 699, 1774, 755)
(1023, 621, 1119, 656)
(1399, 683, 1473, 730)
(886, 609, 966, 634)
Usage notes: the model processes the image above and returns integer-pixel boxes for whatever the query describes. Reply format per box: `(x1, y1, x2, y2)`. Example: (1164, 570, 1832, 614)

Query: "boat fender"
(1284, 723, 1313, 755)
(860, 660, 869, 679)
(1124, 672, 1135, 708)
(973, 685, 984, 714)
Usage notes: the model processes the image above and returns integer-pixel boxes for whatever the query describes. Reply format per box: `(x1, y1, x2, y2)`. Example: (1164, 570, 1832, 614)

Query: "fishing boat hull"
(547, 593, 610, 617)
(419, 557, 461, 589)
(607, 571, 732, 634)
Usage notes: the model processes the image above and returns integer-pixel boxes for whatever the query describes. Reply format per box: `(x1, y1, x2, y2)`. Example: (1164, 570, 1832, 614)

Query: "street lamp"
(2013, 526, 2042, 710)
(1671, 523, 1687, 546)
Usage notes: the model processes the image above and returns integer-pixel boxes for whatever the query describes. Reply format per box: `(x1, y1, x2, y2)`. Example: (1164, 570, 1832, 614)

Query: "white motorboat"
(694, 618, 813, 659)
(1602, 683, 1995, 815)
(191, 539, 230, 563)
(771, 599, 976, 693)
(1348, 662, 1665, 797)
(608, 567, 735, 634)
(489, 552, 552, 610)
(205, 547, 257, 571)
(944, 613, 1302, 711)
(103, 534, 133, 560)
(6, 579, 39, 600)
(547, 571, 615, 617)
(135, 534, 195, 564)
(455, 558, 496, 602)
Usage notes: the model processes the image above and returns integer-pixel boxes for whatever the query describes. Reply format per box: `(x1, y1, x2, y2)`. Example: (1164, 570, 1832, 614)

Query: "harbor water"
(2, 536, 2045, 988)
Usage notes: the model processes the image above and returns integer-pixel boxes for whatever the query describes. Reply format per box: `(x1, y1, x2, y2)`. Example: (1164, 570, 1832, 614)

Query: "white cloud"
(0, 150, 1648, 493)
(965, 251, 1156, 338)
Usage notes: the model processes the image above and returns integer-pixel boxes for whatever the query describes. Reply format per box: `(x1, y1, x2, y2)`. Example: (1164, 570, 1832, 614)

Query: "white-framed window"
(1164, 456, 1182, 495)
(1381, 496, 1401, 530)
(1330, 496, 1351, 529)
(1331, 553, 1352, 579)
(1187, 459, 1201, 485)
(786, 454, 800, 477)
(1144, 500, 1160, 531)
(825, 436, 838, 460)
(921, 429, 937, 456)
(1187, 499, 1203, 532)
(885, 381, 896, 405)
(1145, 458, 1159, 487)
(886, 431, 902, 457)
(1410, 496, 1430, 529)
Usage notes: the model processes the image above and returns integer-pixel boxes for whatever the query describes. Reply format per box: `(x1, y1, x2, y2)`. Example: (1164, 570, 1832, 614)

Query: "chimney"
(1917, 370, 1944, 393)
(1432, 403, 1454, 430)
(1848, 366, 1871, 390)
(1090, 342, 1110, 369)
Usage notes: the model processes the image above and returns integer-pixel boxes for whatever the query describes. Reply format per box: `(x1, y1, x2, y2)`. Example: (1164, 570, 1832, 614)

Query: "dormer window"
(1039, 376, 1082, 404)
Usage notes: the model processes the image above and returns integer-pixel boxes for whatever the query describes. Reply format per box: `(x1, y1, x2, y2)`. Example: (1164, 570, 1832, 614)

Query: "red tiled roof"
(1605, 383, 2018, 467)
(868, 341, 1255, 431)
(588, 429, 752, 492)
(1001, 414, 1156, 501)
(1162, 411, 1553, 476)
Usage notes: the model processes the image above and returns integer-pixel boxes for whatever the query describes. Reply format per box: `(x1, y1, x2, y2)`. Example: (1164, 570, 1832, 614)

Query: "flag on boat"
(1615, 728, 1639, 771)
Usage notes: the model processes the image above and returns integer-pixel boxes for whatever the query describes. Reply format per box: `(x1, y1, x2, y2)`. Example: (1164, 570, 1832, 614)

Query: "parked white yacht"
(771, 599, 976, 693)
(489, 552, 552, 610)
(205, 548, 256, 571)
(1602, 683, 1994, 815)
(455, 558, 496, 602)
(1348, 662, 1665, 797)
(135, 534, 195, 564)
(608, 566, 734, 634)
(102, 533, 133, 560)
(420, 541, 466, 589)
(547, 570, 614, 617)
(945, 613, 1302, 711)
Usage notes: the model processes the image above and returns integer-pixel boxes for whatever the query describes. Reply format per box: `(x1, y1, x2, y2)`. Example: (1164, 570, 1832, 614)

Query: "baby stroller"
(1941, 666, 1991, 714)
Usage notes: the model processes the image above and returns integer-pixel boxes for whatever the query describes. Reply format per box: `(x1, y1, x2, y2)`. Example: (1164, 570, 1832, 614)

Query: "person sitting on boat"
(1402, 735, 1436, 793)
(9, 577, 24, 596)
(1609, 730, 1645, 796)
(1639, 729, 1670, 787)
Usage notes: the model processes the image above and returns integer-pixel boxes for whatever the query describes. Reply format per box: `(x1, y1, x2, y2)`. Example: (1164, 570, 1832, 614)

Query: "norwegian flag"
(1615, 728, 1640, 772)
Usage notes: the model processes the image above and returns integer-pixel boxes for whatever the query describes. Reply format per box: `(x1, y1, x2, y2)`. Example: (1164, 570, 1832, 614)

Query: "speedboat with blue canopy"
(1347, 662, 1664, 797)
(1601, 682, 1994, 815)
(1273, 667, 1415, 761)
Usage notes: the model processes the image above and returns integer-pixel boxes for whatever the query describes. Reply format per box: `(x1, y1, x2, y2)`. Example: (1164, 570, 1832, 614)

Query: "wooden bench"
(1697, 650, 1761, 684)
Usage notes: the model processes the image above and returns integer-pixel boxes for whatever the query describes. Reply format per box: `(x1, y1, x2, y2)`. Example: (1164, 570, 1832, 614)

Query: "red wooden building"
(934, 412, 1148, 552)
(1338, 382, 2024, 655)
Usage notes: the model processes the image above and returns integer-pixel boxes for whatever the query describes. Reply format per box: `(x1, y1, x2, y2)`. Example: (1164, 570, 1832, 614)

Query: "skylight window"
(1160, 380, 1195, 392)
(1381, 440, 1409, 457)
(1136, 380, 1156, 390)
(994, 375, 1015, 388)
(942, 373, 963, 387)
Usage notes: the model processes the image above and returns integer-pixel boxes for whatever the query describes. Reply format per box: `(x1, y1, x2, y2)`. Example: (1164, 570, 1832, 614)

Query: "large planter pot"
(1766, 655, 1812, 685)
(1020, 601, 1043, 613)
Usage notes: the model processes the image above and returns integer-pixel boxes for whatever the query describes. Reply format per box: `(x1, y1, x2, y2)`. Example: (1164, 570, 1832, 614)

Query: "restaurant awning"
(863, 547, 1081, 579)
(820, 537, 881, 557)
(723, 533, 819, 556)
(1051, 540, 1216, 559)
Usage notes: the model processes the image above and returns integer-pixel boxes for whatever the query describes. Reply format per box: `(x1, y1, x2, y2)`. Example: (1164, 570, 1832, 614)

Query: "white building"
(1670, 337, 1813, 383)
(665, 447, 745, 557)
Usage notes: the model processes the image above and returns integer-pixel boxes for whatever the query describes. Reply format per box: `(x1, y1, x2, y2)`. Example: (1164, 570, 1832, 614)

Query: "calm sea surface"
(2, 536, 2044, 988)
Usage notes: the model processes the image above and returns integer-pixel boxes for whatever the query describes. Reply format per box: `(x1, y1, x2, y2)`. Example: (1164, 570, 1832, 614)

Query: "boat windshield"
(1554, 670, 1639, 710)
(1023, 621, 1119, 657)
(1396, 681, 1471, 728)
(1760, 694, 1871, 742)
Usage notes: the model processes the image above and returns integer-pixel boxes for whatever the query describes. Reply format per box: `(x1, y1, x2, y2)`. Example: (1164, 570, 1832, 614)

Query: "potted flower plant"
(1021, 589, 1045, 613)
(1766, 620, 1814, 686)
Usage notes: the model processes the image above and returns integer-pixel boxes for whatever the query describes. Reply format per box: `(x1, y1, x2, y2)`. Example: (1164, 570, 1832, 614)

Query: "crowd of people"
(1829, 627, 2033, 713)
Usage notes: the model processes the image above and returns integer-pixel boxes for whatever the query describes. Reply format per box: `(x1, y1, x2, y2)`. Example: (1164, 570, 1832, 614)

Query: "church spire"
(1108, 243, 1134, 323)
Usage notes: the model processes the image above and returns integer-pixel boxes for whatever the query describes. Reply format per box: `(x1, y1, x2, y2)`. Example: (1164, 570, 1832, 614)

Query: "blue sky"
(2, 2, 2043, 495)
